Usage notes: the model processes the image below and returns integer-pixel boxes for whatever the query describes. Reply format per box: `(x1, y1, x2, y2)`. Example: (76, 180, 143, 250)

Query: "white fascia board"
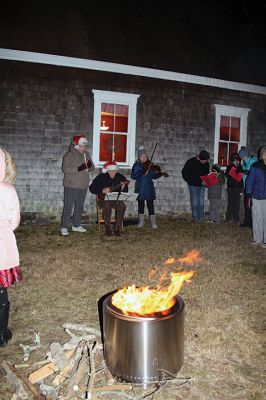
(0, 48, 266, 95)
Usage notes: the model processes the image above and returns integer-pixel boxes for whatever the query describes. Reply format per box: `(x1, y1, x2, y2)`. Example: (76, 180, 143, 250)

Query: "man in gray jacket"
(61, 135, 94, 236)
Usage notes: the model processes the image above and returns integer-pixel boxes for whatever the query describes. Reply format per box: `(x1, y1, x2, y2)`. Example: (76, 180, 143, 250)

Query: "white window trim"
(214, 104, 251, 164)
(92, 90, 140, 168)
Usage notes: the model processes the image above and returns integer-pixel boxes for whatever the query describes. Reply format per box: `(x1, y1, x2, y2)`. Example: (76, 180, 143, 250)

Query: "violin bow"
(145, 142, 158, 174)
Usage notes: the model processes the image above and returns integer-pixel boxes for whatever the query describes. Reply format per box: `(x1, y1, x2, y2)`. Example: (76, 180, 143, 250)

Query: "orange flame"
(177, 249, 202, 265)
(112, 251, 203, 316)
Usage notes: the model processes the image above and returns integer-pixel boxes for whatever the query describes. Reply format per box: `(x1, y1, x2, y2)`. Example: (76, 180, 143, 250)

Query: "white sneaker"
(72, 226, 87, 233)
(61, 228, 69, 236)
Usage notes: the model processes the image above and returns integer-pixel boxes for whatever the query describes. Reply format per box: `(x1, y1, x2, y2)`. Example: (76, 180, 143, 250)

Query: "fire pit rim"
(105, 293, 185, 322)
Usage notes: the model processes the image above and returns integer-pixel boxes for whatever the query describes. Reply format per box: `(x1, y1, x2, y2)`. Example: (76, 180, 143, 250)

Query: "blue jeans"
(188, 185, 205, 220)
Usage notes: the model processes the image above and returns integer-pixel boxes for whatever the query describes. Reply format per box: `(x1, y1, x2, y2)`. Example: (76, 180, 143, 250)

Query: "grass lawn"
(0, 216, 265, 400)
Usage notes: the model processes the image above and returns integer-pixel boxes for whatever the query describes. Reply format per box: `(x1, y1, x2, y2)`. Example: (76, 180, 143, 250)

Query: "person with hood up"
(245, 145, 266, 248)
(238, 146, 257, 227)
(0, 146, 22, 347)
(61, 135, 94, 236)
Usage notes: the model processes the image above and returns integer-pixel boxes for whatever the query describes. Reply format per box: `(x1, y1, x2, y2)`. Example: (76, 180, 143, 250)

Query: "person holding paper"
(225, 153, 243, 224)
(207, 164, 225, 223)
(182, 150, 210, 221)
(61, 135, 94, 236)
(89, 161, 129, 237)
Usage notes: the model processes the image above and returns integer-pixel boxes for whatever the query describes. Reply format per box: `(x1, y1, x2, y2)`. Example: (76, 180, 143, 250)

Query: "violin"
(98, 180, 130, 201)
(142, 160, 169, 177)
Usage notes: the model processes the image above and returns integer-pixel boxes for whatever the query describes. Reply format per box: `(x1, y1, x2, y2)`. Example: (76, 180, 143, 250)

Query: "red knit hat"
(102, 161, 119, 173)
(73, 135, 88, 148)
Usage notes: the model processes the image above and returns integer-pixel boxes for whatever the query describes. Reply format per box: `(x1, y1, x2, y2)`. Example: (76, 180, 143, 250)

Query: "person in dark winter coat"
(245, 145, 266, 248)
(207, 164, 225, 223)
(89, 161, 129, 236)
(131, 147, 168, 229)
(225, 153, 243, 224)
(182, 150, 210, 221)
(61, 135, 94, 236)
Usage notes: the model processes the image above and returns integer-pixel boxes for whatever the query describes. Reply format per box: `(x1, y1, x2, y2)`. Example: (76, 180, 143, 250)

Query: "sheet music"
(105, 192, 139, 202)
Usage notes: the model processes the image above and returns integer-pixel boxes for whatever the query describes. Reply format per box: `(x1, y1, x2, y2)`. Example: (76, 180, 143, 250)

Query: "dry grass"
(0, 216, 265, 400)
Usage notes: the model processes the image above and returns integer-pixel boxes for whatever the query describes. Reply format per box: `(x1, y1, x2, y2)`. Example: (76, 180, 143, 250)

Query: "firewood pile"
(1, 323, 133, 400)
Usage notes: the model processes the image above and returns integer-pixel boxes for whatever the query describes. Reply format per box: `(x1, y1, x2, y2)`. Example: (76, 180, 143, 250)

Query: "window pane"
(114, 105, 128, 133)
(115, 115, 128, 133)
(230, 117, 240, 141)
(114, 134, 127, 162)
(218, 142, 228, 166)
(220, 115, 230, 141)
(100, 115, 114, 132)
(229, 143, 238, 161)
(99, 133, 113, 161)
(99, 133, 127, 162)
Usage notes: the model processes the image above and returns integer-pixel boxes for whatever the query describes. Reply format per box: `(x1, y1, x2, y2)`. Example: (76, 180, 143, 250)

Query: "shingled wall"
(0, 60, 265, 221)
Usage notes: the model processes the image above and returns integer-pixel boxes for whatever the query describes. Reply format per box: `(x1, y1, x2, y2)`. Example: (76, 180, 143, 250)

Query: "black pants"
(138, 200, 155, 215)
(0, 288, 9, 334)
(226, 187, 242, 223)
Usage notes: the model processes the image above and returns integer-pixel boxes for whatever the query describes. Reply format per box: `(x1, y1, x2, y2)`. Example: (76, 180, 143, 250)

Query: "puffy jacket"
(245, 161, 266, 200)
(241, 155, 257, 187)
(131, 161, 161, 200)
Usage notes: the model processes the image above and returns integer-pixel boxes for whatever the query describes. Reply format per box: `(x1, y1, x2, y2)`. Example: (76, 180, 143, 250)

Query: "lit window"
(92, 90, 140, 167)
(214, 105, 250, 167)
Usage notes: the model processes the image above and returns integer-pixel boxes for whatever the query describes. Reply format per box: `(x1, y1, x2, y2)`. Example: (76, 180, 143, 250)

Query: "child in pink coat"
(0, 146, 22, 347)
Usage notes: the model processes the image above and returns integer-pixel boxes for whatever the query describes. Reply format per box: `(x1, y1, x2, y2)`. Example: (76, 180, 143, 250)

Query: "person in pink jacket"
(0, 146, 22, 347)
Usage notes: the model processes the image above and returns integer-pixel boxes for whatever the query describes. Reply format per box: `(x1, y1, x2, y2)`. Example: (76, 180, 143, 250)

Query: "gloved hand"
(78, 160, 92, 171)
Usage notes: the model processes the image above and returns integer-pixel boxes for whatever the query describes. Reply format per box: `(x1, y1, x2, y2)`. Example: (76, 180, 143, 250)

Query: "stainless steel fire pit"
(102, 294, 184, 383)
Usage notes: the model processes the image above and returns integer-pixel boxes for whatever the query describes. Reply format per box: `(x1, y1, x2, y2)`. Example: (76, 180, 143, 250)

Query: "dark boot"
(113, 225, 121, 237)
(105, 225, 112, 237)
(0, 302, 12, 348)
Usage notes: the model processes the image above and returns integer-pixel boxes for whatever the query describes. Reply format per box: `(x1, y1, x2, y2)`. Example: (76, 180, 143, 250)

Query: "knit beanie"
(138, 146, 148, 158)
(199, 150, 210, 160)
(102, 161, 119, 173)
(231, 153, 241, 162)
(211, 164, 221, 173)
(239, 146, 249, 158)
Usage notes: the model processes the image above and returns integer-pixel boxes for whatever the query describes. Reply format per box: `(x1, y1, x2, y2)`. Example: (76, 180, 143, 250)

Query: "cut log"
(1, 359, 28, 400)
(62, 323, 101, 337)
(2, 360, 46, 400)
(28, 350, 73, 384)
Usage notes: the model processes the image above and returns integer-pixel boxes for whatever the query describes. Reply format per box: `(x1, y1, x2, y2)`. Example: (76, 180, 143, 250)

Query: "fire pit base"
(103, 294, 184, 383)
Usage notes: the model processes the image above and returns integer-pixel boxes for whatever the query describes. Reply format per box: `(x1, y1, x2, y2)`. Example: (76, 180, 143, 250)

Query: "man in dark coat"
(89, 161, 129, 236)
(182, 150, 210, 221)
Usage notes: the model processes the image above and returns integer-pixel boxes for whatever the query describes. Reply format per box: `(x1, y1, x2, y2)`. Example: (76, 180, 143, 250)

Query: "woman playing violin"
(131, 147, 168, 229)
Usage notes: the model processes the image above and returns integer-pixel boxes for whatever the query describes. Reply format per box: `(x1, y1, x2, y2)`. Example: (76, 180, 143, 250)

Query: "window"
(92, 90, 140, 167)
(214, 105, 250, 167)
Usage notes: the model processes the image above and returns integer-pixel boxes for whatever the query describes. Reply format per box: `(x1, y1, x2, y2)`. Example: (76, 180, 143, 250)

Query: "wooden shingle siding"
(0, 60, 265, 218)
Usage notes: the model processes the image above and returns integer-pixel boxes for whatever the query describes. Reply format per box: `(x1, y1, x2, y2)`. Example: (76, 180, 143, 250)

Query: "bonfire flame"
(112, 250, 201, 316)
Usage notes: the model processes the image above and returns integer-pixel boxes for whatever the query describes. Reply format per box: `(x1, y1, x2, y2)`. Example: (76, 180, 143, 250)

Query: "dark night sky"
(0, 0, 266, 85)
